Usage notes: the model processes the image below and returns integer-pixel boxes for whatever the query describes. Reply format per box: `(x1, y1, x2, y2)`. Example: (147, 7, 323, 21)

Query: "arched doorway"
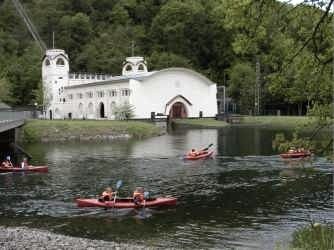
(49, 110, 52, 120)
(99, 102, 105, 118)
(169, 102, 187, 118)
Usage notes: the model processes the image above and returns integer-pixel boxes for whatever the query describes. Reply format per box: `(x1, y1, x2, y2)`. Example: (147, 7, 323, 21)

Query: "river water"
(0, 126, 333, 249)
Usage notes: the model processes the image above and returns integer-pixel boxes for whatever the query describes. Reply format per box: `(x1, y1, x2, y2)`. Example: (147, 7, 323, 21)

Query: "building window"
(86, 75, 90, 79)
(56, 58, 65, 66)
(77, 93, 83, 99)
(138, 64, 144, 71)
(125, 65, 132, 71)
(80, 74, 84, 79)
(97, 91, 105, 98)
(97, 75, 101, 80)
(121, 89, 130, 96)
(68, 94, 73, 100)
(75, 74, 79, 79)
(45, 59, 50, 66)
(109, 90, 117, 97)
(86, 91, 93, 98)
(102, 75, 105, 80)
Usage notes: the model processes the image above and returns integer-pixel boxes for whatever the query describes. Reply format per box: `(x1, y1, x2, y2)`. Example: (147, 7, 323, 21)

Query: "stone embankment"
(0, 226, 150, 250)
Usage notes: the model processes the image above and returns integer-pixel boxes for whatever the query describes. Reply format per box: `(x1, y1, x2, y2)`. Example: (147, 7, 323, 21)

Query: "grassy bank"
(240, 116, 317, 128)
(21, 120, 162, 143)
(276, 223, 334, 250)
(172, 118, 229, 128)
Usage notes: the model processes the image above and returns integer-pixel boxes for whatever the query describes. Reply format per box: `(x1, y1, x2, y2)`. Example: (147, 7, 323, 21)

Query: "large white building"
(42, 49, 218, 120)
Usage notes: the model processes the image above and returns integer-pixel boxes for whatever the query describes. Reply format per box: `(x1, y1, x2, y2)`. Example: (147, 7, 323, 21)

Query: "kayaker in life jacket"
(1, 156, 13, 168)
(133, 187, 145, 205)
(188, 149, 198, 157)
(99, 187, 115, 202)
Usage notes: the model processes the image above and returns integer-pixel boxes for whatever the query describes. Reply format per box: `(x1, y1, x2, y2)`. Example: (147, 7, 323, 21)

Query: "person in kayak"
(188, 149, 198, 157)
(20, 157, 29, 169)
(99, 187, 115, 202)
(1, 156, 13, 168)
(133, 187, 145, 205)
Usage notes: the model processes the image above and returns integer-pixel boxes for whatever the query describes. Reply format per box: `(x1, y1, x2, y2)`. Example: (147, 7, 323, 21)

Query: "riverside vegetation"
(21, 120, 162, 143)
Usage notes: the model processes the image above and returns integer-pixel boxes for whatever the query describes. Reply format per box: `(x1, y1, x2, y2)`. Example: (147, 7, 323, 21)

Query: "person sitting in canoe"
(1, 156, 13, 168)
(98, 187, 115, 202)
(188, 149, 199, 157)
(133, 187, 145, 205)
(288, 147, 297, 153)
(20, 157, 29, 169)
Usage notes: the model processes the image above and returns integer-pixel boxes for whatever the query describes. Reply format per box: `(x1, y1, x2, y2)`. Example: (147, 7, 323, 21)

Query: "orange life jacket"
(133, 191, 144, 201)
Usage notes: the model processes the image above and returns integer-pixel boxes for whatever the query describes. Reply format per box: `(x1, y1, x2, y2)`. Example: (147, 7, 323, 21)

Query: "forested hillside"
(0, 0, 332, 115)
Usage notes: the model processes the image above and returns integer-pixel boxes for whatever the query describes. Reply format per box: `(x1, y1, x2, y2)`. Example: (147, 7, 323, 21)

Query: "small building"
(42, 49, 218, 120)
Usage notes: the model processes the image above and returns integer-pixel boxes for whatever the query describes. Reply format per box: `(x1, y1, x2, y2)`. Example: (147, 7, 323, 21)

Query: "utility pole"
(131, 41, 135, 56)
(255, 57, 261, 115)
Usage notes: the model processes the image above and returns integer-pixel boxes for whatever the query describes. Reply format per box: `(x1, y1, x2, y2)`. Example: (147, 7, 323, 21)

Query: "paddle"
(201, 143, 213, 152)
(112, 180, 123, 207)
(143, 191, 149, 208)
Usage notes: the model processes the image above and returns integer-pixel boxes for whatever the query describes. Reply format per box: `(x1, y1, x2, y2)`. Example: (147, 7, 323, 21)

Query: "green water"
(0, 127, 333, 249)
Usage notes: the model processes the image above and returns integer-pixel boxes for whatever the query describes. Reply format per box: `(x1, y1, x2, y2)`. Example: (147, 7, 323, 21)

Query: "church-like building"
(42, 49, 218, 120)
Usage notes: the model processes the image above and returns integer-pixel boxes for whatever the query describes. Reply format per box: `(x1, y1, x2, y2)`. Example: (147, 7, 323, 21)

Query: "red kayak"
(184, 150, 214, 160)
(76, 197, 177, 209)
(280, 151, 311, 159)
(0, 165, 48, 173)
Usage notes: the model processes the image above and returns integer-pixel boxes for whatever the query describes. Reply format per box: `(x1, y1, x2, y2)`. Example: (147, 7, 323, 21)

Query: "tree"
(112, 103, 135, 120)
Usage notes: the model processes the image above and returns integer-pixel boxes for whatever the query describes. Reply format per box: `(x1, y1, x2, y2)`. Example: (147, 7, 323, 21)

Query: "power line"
(11, 0, 46, 52)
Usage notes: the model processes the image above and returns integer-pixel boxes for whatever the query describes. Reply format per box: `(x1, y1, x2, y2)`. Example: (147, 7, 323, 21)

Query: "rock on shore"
(0, 226, 149, 250)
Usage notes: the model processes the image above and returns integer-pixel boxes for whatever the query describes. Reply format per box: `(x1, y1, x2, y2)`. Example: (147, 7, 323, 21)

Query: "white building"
(42, 49, 218, 120)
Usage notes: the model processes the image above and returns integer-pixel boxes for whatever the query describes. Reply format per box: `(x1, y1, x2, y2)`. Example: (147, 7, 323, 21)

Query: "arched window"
(88, 102, 94, 114)
(56, 58, 65, 66)
(138, 64, 144, 71)
(45, 59, 50, 66)
(125, 65, 132, 71)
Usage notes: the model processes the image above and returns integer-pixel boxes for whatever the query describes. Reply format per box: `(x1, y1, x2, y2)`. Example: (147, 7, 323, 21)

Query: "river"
(0, 126, 333, 249)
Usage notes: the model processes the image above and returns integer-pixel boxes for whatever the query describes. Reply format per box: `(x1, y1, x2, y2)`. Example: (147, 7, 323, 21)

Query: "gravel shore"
(0, 226, 149, 250)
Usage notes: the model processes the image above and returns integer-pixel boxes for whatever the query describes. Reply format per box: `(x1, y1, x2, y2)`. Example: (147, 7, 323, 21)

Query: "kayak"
(184, 150, 214, 160)
(0, 165, 48, 173)
(280, 151, 311, 159)
(76, 197, 177, 209)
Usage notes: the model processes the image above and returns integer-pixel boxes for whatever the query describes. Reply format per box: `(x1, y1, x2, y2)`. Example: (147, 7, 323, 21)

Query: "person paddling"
(133, 187, 145, 205)
(1, 156, 13, 168)
(99, 187, 115, 202)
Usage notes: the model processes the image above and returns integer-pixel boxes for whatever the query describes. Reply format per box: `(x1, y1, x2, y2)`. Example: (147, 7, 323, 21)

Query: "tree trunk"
(298, 103, 302, 116)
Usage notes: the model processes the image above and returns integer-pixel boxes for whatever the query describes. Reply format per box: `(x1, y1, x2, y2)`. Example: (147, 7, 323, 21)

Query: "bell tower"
(122, 56, 148, 76)
(41, 49, 69, 115)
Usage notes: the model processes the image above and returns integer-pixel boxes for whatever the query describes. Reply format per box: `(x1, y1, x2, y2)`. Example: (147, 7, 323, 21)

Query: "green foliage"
(112, 103, 135, 120)
(0, 0, 332, 118)
(272, 132, 312, 153)
(290, 223, 334, 250)
(228, 63, 255, 114)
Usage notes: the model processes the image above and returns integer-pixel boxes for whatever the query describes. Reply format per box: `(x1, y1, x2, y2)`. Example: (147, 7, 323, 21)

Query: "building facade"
(42, 49, 217, 120)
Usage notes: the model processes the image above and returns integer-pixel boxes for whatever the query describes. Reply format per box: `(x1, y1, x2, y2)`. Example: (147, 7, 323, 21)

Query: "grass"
(240, 116, 317, 128)
(290, 223, 334, 250)
(21, 119, 162, 143)
(172, 118, 229, 128)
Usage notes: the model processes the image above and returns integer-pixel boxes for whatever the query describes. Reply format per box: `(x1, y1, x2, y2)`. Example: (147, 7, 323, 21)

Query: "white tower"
(42, 49, 69, 119)
(122, 56, 148, 76)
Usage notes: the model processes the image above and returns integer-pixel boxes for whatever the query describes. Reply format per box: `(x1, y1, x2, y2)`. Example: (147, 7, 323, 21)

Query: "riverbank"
(21, 120, 163, 143)
(172, 118, 229, 128)
(0, 226, 149, 250)
(240, 115, 318, 128)
(172, 116, 318, 129)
